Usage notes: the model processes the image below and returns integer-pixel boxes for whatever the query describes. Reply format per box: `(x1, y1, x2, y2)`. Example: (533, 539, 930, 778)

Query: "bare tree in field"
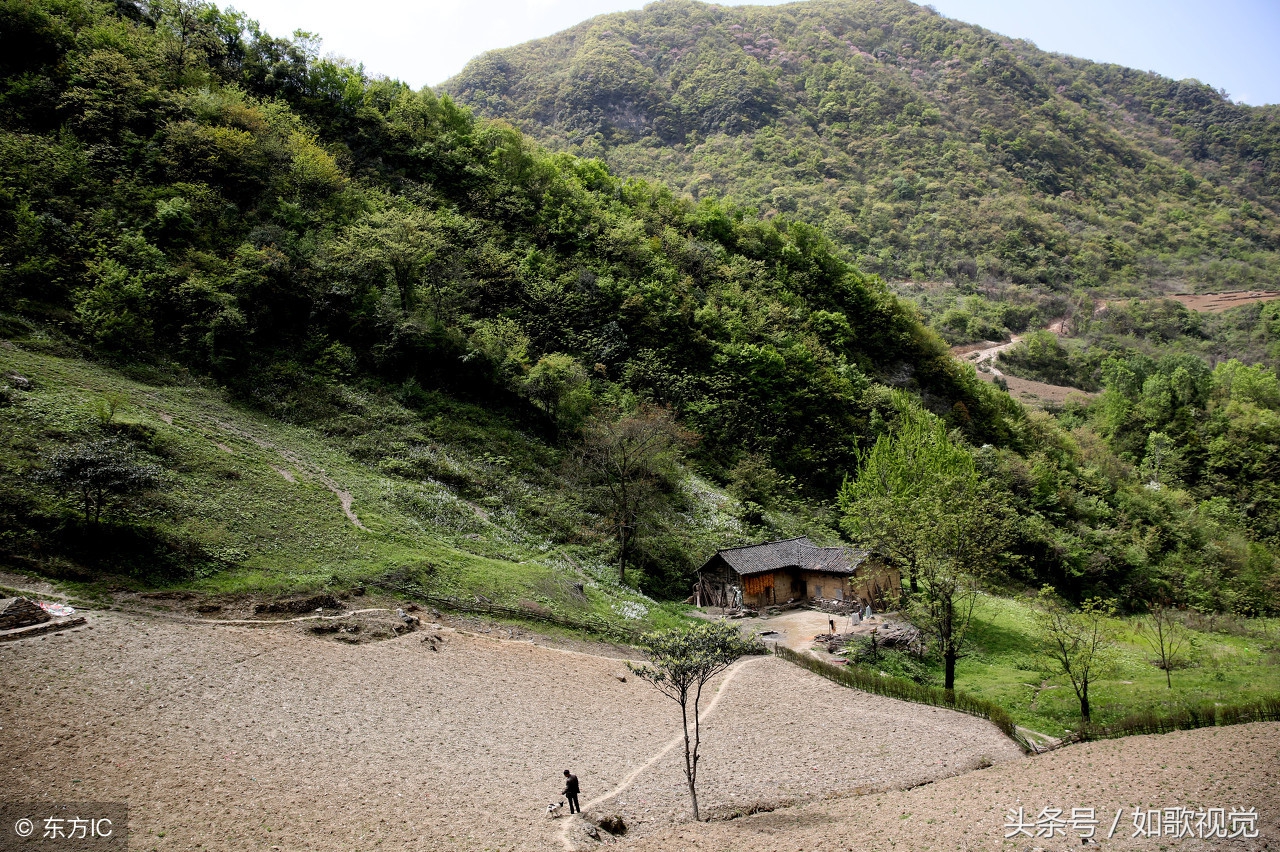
(1034, 590, 1118, 725)
(1136, 603, 1193, 688)
(571, 405, 692, 584)
(628, 622, 756, 821)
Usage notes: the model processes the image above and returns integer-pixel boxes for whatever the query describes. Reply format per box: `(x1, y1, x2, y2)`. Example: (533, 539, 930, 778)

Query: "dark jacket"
(563, 774, 579, 797)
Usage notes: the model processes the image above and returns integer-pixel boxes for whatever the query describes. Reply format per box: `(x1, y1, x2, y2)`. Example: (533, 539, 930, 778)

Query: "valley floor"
(0, 602, 1275, 851)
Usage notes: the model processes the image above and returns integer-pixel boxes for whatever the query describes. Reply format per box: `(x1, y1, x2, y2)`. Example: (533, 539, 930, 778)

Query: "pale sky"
(226, 0, 1280, 105)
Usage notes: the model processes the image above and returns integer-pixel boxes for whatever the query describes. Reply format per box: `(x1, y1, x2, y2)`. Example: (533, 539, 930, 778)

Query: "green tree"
(908, 474, 1011, 691)
(328, 206, 444, 316)
(37, 439, 162, 525)
(571, 406, 692, 584)
(839, 395, 1010, 689)
(627, 621, 757, 822)
(1033, 590, 1118, 724)
(523, 353, 592, 434)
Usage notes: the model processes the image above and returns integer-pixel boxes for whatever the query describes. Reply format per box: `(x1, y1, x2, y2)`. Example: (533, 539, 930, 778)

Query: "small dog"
(546, 801, 565, 818)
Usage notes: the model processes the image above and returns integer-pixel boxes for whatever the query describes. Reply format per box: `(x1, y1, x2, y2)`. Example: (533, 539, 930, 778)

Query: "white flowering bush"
(611, 601, 649, 620)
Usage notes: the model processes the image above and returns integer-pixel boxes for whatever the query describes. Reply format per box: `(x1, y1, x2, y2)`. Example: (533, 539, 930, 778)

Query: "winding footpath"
(557, 656, 766, 850)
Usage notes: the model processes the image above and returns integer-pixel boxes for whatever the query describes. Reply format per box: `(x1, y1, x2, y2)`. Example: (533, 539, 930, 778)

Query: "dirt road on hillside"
(955, 329, 1094, 407)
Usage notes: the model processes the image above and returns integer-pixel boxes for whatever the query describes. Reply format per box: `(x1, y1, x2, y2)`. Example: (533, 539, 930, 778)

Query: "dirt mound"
(302, 610, 424, 644)
(593, 813, 627, 835)
(253, 594, 344, 614)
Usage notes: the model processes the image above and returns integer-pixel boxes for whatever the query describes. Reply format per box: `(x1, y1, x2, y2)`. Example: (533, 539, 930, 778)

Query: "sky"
(225, 0, 1280, 104)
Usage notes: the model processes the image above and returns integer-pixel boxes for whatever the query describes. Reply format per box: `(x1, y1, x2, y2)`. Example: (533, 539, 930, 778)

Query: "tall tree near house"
(838, 406, 929, 596)
(628, 621, 756, 822)
(1034, 590, 1118, 724)
(910, 472, 1011, 691)
(1136, 602, 1193, 688)
(839, 392, 1010, 689)
(571, 405, 691, 584)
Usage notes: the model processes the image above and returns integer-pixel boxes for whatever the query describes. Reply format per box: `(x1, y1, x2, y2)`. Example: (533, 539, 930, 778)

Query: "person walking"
(562, 769, 580, 815)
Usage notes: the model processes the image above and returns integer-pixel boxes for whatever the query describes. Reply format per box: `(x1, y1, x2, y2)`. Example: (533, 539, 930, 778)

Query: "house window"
(814, 584, 823, 599)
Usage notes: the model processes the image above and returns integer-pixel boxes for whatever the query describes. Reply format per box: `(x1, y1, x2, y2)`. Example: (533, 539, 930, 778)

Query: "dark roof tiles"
(710, 537, 870, 576)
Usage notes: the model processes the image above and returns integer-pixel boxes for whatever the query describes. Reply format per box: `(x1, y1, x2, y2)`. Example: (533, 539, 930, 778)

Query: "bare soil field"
(1, 605, 1274, 851)
(626, 722, 1280, 851)
(1, 606, 1019, 851)
(1169, 291, 1280, 313)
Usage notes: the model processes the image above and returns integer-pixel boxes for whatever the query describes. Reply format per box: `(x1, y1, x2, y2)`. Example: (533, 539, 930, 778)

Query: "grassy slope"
(957, 594, 1280, 737)
(0, 342, 751, 631)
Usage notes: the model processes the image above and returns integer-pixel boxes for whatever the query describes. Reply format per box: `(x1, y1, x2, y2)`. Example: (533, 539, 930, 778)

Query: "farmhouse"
(696, 537, 900, 610)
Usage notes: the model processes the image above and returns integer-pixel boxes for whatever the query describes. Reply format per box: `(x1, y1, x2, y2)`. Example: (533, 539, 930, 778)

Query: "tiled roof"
(709, 538, 870, 576)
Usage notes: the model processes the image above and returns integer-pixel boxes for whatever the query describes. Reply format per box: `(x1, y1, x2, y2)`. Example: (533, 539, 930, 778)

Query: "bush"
(843, 643, 938, 685)
(34, 438, 162, 525)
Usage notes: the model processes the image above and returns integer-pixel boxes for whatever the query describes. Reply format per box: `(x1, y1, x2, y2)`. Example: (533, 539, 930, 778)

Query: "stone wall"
(0, 597, 51, 630)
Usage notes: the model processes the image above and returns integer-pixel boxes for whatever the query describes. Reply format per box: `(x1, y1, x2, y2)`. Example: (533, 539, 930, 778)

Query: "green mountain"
(444, 0, 1280, 291)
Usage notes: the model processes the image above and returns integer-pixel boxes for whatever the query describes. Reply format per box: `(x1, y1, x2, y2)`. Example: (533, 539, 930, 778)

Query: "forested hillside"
(1, 0, 1277, 614)
(445, 0, 1280, 291)
(0, 0, 1018, 597)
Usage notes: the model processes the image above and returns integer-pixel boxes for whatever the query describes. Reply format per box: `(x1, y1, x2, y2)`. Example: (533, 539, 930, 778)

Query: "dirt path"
(559, 656, 765, 849)
(954, 333, 1093, 407)
(141, 397, 369, 530)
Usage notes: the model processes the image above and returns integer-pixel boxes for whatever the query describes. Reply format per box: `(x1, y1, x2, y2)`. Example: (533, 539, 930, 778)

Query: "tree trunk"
(943, 650, 957, 691)
(617, 522, 629, 585)
(1080, 688, 1091, 723)
(680, 696, 698, 821)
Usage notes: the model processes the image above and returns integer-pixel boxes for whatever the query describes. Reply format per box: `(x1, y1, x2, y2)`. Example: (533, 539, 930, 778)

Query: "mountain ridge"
(443, 0, 1280, 290)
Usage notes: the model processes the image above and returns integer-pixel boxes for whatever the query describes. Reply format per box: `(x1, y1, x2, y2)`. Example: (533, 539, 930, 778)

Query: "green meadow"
(956, 594, 1280, 737)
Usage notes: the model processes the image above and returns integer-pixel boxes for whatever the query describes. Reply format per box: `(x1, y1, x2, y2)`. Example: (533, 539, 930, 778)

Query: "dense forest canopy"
(444, 0, 1280, 290)
(1, 0, 1278, 614)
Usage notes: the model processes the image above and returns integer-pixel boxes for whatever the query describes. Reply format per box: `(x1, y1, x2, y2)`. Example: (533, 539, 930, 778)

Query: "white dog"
(546, 801, 565, 819)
